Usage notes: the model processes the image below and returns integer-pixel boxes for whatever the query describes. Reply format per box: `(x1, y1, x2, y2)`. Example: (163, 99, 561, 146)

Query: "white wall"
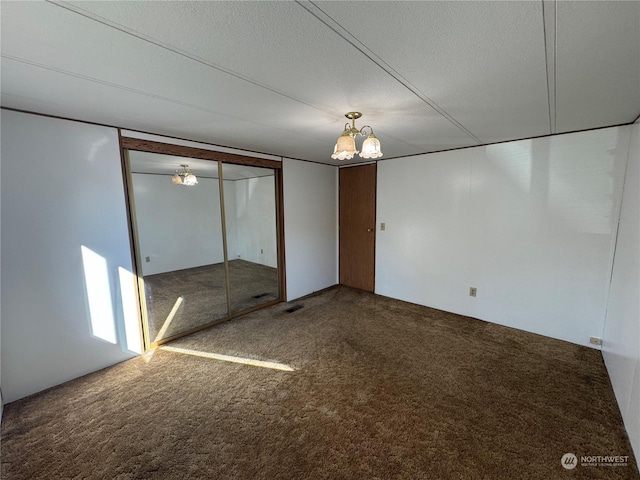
(131, 174, 225, 276)
(376, 126, 630, 348)
(603, 122, 639, 460)
(132, 173, 279, 274)
(283, 158, 338, 300)
(232, 176, 278, 268)
(1, 110, 139, 403)
(223, 180, 238, 261)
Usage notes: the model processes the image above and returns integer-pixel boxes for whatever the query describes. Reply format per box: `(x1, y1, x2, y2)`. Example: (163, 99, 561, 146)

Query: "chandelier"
(171, 164, 198, 186)
(331, 112, 382, 160)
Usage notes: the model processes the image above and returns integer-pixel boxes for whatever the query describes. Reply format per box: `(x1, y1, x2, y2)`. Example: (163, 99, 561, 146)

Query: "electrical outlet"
(380, 222, 386, 231)
(469, 287, 477, 297)
(145, 256, 151, 263)
(590, 337, 602, 346)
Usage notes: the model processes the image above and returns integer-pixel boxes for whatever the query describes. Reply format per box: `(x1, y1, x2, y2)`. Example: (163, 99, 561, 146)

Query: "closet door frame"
(120, 137, 286, 351)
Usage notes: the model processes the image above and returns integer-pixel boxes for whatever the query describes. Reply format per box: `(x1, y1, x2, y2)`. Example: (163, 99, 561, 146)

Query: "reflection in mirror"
(222, 163, 279, 314)
(128, 151, 228, 343)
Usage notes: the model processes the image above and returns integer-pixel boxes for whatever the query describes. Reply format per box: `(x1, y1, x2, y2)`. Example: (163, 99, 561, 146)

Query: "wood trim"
(372, 163, 377, 292)
(1, 107, 297, 162)
(3, 106, 637, 167)
(276, 167, 287, 301)
(149, 315, 232, 349)
(148, 298, 283, 349)
(2, 106, 124, 131)
(118, 131, 282, 162)
(379, 122, 638, 162)
(119, 144, 151, 351)
(338, 161, 377, 169)
(218, 160, 233, 319)
(231, 298, 283, 322)
(290, 284, 340, 301)
(121, 137, 281, 169)
(129, 171, 273, 181)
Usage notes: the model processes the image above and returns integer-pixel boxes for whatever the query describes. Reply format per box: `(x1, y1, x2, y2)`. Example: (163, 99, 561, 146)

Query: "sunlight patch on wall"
(160, 345, 295, 371)
(81, 245, 117, 344)
(118, 267, 143, 354)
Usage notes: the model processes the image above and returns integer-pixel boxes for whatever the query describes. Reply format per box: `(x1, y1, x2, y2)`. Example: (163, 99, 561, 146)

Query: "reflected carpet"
(145, 259, 278, 341)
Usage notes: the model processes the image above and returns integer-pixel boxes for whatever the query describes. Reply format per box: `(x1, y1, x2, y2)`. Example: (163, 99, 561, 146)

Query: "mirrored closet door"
(127, 151, 229, 344)
(222, 163, 279, 314)
(123, 145, 283, 348)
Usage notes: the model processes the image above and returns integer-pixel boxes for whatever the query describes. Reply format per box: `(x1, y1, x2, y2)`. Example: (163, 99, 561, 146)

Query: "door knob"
(367, 228, 373, 232)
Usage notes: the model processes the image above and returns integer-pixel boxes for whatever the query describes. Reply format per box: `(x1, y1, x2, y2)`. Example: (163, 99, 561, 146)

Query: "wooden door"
(339, 164, 376, 291)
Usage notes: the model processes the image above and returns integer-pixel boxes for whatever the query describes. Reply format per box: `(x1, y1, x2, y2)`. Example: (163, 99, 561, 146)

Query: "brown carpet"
(2, 286, 638, 479)
(145, 259, 278, 341)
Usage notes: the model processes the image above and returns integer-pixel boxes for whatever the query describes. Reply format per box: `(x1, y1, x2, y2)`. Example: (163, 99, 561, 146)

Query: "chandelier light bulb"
(183, 173, 198, 186)
(332, 134, 358, 160)
(360, 133, 383, 159)
(171, 164, 198, 186)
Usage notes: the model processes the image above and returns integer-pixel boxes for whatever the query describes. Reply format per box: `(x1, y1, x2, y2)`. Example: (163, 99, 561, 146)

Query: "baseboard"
(288, 284, 340, 302)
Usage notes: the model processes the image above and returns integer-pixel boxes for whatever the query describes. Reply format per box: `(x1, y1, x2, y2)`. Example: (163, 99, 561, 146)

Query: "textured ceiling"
(1, 1, 638, 165)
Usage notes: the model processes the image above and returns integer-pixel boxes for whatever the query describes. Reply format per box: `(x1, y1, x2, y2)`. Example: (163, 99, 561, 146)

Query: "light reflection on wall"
(234, 176, 258, 218)
(547, 130, 620, 234)
(87, 136, 109, 163)
(118, 267, 143, 354)
(81, 245, 117, 344)
(482, 129, 622, 234)
(485, 140, 533, 194)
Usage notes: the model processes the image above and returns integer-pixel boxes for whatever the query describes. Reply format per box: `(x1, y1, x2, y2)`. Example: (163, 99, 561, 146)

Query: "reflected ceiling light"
(331, 112, 383, 160)
(171, 164, 198, 186)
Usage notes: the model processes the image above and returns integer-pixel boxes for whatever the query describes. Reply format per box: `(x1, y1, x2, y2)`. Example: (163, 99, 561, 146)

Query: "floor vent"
(285, 304, 303, 313)
(252, 292, 270, 299)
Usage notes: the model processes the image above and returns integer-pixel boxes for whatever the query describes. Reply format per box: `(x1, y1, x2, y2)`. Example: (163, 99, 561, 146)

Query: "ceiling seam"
(1, 54, 332, 146)
(45, 0, 476, 153)
(0, 55, 250, 120)
(296, 0, 483, 145)
(45, 0, 343, 120)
